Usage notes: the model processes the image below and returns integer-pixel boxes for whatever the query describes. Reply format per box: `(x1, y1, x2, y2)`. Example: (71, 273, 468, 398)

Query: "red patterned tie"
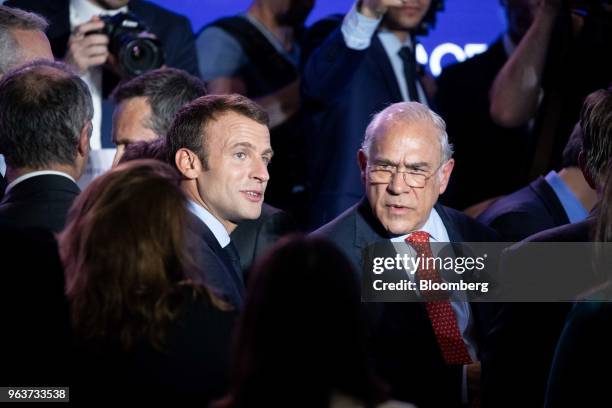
(406, 231, 473, 365)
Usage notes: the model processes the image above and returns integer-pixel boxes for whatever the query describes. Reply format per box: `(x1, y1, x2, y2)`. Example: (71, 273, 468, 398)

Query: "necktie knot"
(406, 230, 430, 244)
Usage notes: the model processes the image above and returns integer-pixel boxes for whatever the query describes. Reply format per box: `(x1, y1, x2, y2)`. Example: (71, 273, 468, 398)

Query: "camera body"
(98, 12, 164, 77)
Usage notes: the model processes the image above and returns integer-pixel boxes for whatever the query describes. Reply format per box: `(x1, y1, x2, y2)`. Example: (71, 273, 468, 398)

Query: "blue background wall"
(147, 0, 507, 75)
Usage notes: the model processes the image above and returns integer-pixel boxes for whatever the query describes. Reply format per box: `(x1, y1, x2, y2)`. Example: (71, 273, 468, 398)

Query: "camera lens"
(119, 38, 164, 77)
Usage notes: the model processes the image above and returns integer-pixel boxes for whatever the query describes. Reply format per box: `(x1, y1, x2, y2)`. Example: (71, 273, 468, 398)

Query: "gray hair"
(0, 60, 94, 169)
(580, 86, 612, 186)
(0, 5, 48, 75)
(361, 101, 454, 163)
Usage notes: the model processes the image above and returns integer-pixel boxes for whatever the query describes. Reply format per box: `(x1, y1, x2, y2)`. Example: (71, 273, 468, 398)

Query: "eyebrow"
(231, 142, 274, 157)
(372, 158, 431, 170)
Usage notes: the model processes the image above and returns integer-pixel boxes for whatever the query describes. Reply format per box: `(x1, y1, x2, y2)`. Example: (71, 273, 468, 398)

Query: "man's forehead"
(208, 112, 270, 145)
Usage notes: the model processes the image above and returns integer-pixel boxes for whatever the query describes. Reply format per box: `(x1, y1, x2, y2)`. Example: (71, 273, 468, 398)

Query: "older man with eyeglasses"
(314, 101, 499, 408)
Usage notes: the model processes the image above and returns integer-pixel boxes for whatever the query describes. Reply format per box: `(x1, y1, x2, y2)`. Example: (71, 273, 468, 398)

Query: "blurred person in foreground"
(544, 162, 612, 407)
(215, 235, 415, 408)
(59, 159, 236, 404)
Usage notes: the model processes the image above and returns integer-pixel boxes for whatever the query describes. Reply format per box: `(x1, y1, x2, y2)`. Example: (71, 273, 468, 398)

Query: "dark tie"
(406, 231, 473, 365)
(398, 46, 420, 102)
(224, 241, 243, 280)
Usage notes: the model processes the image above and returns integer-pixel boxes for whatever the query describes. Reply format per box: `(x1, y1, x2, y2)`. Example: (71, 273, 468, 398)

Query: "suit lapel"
(434, 203, 463, 242)
(368, 35, 403, 103)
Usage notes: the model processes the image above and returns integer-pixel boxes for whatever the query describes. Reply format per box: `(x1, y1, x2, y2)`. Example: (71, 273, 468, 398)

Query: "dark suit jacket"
(302, 17, 424, 228)
(435, 38, 532, 210)
(314, 198, 499, 408)
(0, 174, 80, 233)
(70, 286, 237, 405)
(482, 219, 594, 408)
(230, 203, 295, 278)
(545, 301, 612, 407)
(0, 223, 71, 386)
(6, 0, 198, 76)
(186, 213, 244, 308)
(477, 176, 569, 242)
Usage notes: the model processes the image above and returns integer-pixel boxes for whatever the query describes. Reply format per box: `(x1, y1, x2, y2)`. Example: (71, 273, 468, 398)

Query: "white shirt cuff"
(341, 1, 382, 50)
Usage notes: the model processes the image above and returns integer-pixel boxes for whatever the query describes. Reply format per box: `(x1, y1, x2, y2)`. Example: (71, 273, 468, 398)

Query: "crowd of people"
(0, 0, 611, 406)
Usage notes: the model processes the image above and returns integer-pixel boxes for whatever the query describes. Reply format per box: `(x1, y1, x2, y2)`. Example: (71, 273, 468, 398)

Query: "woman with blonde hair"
(59, 159, 236, 404)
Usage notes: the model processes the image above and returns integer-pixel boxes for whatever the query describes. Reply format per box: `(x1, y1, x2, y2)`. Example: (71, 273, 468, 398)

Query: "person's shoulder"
(132, 0, 190, 24)
(438, 204, 500, 241)
(523, 217, 593, 243)
(477, 186, 543, 227)
(312, 202, 359, 239)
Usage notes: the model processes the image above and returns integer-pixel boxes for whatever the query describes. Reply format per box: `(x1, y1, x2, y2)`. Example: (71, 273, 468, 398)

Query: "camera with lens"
(98, 12, 164, 77)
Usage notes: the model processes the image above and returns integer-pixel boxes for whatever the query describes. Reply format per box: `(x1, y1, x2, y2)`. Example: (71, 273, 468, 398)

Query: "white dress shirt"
(187, 200, 231, 248)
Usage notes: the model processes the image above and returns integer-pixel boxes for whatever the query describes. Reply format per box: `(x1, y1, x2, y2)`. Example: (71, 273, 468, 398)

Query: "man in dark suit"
(111, 71, 295, 279)
(0, 60, 92, 233)
(315, 101, 498, 407)
(165, 94, 274, 308)
(482, 86, 612, 408)
(302, 0, 443, 228)
(478, 124, 597, 241)
(0, 5, 54, 200)
(6, 0, 198, 149)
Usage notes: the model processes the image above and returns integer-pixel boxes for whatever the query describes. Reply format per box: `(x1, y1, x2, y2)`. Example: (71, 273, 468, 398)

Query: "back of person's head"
(111, 68, 207, 137)
(580, 86, 612, 186)
(217, 235, 386, 407)
(0, 5, 48, 76)
(165, 94, 268, 169)
(561, 123, 584, 168)
(117, 138, 168, 165)
(0, 60, 93, 170)
(59, 159, 210, 351)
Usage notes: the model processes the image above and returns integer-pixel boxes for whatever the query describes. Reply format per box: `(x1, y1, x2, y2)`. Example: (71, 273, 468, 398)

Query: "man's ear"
(77, 122, 92, 158)
(579, 150, 598, 190)
(358, 149, 368, 184)
(438, 158, 455, 195)
(175, 148, 201, 179)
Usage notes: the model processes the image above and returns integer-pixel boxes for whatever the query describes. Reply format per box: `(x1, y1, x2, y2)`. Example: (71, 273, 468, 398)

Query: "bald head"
(0, 5, 52, 77)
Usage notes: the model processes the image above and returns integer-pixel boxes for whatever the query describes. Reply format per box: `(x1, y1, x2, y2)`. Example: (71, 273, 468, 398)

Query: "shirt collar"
(5, 170, 76, 194)
(390, 207, 450, 243)
(187, 200, 231, 248)
(70, 0, 128, 27)
(544, 170, 589, 223)
(378, 29, 414, 54)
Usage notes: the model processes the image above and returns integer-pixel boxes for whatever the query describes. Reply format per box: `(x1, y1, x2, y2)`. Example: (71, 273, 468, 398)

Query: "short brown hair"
(165, 94, 268, 169)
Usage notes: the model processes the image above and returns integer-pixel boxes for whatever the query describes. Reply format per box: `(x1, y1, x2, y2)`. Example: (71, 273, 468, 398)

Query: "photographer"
(488, 0, 612, 177)
(6, 0, 198, 152)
